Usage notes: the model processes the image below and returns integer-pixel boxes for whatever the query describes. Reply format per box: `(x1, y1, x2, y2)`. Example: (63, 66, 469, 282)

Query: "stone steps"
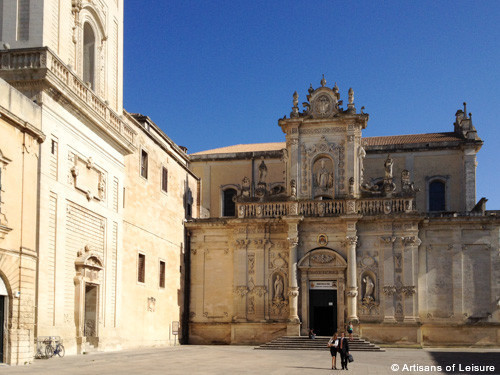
(255, 336, 385, 352)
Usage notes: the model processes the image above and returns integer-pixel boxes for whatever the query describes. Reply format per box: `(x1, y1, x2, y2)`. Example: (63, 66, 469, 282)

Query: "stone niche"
(69, 151, 106, 202)
(312, 157, 334, 199)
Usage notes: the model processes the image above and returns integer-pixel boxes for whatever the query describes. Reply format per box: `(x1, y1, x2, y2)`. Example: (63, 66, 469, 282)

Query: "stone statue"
(258, 160, 267, 183)
(290, 179, 297, 198)
(316, 159, 330, 189)
(358, 146, 366, 183)
(274, 275, 284, 301)
(241, 177, 250, 197)
(363, 276, 375, 302)
(384, 155, 393, 180)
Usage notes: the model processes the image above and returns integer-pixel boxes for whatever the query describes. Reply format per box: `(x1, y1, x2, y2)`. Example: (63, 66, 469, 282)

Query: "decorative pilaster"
(345, 235, 359, 322)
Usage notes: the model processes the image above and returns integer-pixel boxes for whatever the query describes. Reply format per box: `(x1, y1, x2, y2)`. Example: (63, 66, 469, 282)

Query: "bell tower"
(279, 76, 369, 200)
(0, 0, 124, 113)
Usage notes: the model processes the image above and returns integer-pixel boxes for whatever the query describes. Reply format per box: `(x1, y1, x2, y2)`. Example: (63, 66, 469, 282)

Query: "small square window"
(140, 150, 148, 179)
(159, 260, 165, 288)
(162, 167, 168, 193)
(138, 253, 146, 283)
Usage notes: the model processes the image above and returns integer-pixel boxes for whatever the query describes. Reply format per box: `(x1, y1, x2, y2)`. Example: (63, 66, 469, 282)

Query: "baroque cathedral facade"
(0, 0, 498, 366)
(188, 78, 499, 347)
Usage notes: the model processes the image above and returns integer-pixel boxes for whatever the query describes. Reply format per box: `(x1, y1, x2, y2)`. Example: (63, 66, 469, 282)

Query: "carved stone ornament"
(287, 287, 299, 297)
(147, 297, 156, 312)
(235, 286, 249, 297)
(383, 286, 397, 296)
(344, 236, 358, 247)
(317, 234, 328, 247)
(69, 152, 106, 202)
(310, 253, 334, 264)
(380, 236, 397, 244)
(401, 286, 416, 296)
(287, 237, 299, 247)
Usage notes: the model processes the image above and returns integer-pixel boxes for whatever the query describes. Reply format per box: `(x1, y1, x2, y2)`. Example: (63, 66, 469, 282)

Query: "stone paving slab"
(0, 346, 499, 375)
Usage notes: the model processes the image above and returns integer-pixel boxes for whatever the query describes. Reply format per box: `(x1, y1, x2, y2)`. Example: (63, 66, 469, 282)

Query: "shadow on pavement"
(428, 351, 500, 374)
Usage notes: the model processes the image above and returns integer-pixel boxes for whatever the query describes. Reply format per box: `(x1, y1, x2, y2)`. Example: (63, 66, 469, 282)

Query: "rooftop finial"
(333, 82, 339, 93)
(463, 102, 467, 118)
(308, 84, 314, 94)
(348, 87, 354, 104)
(293, 91, 298, 107)
(320, 74, 326, 87)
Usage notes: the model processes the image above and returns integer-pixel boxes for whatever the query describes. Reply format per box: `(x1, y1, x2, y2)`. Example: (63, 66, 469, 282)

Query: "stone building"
(0, 78, 44, 365)
(187, 78, 500, 346)
(120, 113, 198, 349)
(0, 0, 197, 364)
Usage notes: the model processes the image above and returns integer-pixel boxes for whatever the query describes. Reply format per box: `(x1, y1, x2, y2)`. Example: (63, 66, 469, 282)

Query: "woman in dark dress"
(327, 332, 338, 369)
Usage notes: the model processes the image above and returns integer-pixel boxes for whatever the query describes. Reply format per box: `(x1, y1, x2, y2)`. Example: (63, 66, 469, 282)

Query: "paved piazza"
(1, 346, 498, 375)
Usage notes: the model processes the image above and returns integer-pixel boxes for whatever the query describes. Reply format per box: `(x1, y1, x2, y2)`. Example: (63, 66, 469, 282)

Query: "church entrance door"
(84, 284, 98, 346)
(309, 289, 337, 336)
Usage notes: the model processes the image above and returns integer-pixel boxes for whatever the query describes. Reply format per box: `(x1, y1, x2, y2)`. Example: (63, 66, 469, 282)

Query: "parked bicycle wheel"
(57, 344, 65, 357)
(45, 344, 54, 358)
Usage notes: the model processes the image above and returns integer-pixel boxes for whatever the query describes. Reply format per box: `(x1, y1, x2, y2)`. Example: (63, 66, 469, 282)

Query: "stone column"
(287, 236, 299, 323)
(345, 235, 359, 322)
(285, 218, 302, 335)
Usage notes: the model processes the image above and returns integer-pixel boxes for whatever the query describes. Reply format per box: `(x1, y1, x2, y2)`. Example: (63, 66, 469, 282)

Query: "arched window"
(429, 180, 446, 211)
(83, 23, 96, 90)
(222, 188, 237, 217)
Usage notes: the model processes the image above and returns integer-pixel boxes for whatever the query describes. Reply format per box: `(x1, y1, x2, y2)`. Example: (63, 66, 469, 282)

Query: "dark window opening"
(83, 23, 96, 90)
(140, 150, 148, 179)
(161, 167, 168, 192)
(159, 261, 165, 288)
(429, 180, 446, 211)
(138, 253, 145, 283)
(223, 188, 237, 217)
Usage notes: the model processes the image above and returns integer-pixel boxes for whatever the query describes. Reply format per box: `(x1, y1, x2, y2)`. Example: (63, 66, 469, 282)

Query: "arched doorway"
(298, 248, 347, 336)
(0, 276, 8, 363)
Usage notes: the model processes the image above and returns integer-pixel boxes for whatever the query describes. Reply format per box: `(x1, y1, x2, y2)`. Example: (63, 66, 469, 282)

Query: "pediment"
(298, 248, 347, 269)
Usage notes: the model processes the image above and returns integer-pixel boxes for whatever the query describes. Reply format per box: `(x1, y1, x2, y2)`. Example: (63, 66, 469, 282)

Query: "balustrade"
(0, 48, 135, 146)
(236, 197, 414, 218)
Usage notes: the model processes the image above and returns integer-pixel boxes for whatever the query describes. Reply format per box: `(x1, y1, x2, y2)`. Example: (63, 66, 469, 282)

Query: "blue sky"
(124, 1, 500, 209)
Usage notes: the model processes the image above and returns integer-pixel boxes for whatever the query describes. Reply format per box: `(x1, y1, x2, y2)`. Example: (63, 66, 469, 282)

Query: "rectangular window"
(49, 137, 58, 180)
(138, 253, 145, 283)
(159, 260, 165, 288)
(140, 149, 148, 179)
(17, 0, 30, 41)
(161, 167, 168, 192)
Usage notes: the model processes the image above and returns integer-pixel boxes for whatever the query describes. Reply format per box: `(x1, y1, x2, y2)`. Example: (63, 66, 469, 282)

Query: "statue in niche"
(358, 146, 366, 183)
(363, 275, 375, 303)
(384, 155, 393, 180)
(290, 179, 297, 198)
(241, 177, 250, 197)
(274, 275, 284, 301)
(314, 159, 333, 189)
(258, 160, 267, 183)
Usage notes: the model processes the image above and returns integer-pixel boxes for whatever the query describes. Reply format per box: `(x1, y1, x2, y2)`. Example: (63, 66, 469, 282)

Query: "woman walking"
(327, 332, 339, 369)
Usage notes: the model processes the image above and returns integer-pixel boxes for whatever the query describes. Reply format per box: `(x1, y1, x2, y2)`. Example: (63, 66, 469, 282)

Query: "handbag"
(347, 354, 354, 363)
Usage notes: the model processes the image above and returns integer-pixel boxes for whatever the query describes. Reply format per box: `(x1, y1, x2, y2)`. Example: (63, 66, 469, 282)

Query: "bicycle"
(45, 338, 65, 358)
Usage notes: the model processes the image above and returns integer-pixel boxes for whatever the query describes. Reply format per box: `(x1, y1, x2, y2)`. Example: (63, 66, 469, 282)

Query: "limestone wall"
(120, 116, 198, 348)
(364, 149, 466, 212)
(0, 78, 43, 365)
(36, 93, 125, 355)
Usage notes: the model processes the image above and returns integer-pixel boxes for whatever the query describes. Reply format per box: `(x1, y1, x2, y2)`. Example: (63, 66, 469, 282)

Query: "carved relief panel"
(68, 151, 106, 202)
